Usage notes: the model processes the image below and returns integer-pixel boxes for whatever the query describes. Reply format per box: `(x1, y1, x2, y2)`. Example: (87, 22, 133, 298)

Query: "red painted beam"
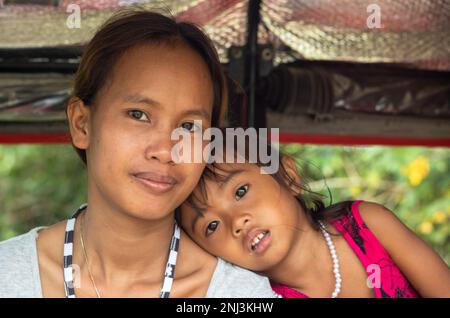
(278, 132, 450, 148)
(0, 133, 71, 144)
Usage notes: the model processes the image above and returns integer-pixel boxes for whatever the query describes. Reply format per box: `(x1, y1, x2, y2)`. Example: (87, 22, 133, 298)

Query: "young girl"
(178, 136, 450, 298)
(0, 10, 276, 298)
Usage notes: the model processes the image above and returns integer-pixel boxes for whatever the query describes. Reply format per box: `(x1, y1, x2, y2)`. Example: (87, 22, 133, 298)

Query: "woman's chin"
(122, 204, 177, 222)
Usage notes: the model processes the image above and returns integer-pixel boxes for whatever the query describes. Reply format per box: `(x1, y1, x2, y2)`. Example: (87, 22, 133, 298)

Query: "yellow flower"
(408, 171, 423, 186)
(351, 185, 361, 196)
(419, 221, 433, 235)
(403, 157, 430, 186)
(432, 211, 447, 224)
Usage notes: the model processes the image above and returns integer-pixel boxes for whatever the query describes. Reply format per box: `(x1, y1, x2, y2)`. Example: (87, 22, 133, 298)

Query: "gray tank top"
(0, 227, 279, 298)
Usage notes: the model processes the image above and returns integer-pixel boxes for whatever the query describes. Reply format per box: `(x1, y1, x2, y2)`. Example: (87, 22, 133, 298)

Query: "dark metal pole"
(245, 0, 262, 128)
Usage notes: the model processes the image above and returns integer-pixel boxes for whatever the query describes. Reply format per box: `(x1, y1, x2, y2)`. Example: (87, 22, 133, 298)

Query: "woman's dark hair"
(69, 8, 228, 164)
(178, 128, 352, 232)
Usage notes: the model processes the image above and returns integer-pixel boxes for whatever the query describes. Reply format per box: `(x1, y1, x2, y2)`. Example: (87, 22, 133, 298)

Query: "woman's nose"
(144, 130, 175, 165)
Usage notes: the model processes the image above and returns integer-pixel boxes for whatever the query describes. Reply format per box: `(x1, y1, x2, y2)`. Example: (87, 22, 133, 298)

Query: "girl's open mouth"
(246, 229, 271, 254)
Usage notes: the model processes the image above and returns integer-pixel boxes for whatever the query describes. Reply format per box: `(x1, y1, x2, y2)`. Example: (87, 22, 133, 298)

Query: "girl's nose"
(232, 215, 251, 237)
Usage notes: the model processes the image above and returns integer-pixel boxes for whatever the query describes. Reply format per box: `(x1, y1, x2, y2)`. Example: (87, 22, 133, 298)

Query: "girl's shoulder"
(353, 200, 399, 232)
(332, 200, 394, 229)
(332, 200, 403, 248)
(0, 227, 46, 297)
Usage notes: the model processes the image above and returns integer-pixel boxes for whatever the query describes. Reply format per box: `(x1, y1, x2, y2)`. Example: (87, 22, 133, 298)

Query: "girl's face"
(72, 43, 214, 221)
(179, 161, 303, 272)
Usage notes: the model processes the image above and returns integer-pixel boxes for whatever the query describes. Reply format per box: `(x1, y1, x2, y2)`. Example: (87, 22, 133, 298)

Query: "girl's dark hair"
(179, 128, 353, 231)
(69, 8, 227, 164)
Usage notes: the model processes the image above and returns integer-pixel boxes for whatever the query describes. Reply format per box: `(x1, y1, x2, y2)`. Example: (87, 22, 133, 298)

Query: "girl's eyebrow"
(191, 207, 206, 233)
(218, 169, 245, 190)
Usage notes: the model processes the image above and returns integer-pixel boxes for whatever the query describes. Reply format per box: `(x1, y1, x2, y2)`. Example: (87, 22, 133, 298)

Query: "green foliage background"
(1, 144, 449, 264)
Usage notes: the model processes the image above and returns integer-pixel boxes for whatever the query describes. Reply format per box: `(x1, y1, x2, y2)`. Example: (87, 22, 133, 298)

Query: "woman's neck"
(78, 193, 176, 286)
(263, 214, 329, 291)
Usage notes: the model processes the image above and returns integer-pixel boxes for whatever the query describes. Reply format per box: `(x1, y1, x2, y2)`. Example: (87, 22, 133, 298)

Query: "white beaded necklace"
(318, 221, 342, 298)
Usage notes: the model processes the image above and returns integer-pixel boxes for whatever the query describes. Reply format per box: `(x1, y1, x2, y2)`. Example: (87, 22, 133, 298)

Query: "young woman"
(0, 10, 276, 298)
(178, 136, 450, 298)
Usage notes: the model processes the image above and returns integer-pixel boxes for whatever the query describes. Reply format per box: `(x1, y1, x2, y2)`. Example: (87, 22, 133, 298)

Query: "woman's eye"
(205, 220, 220, 236)
(235, 184, 249, 200)
(128, 110, 149, 122)
(181, 122, 199, 132)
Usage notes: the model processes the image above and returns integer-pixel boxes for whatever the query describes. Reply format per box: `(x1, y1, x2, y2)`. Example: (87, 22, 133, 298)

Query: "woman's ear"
(66, 96, 91, 151)
(281, 155, 302, 196)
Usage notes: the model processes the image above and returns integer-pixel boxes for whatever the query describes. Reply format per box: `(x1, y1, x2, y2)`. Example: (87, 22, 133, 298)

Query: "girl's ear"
(66, 96, 91, 151)
(281, 155, 302, 196)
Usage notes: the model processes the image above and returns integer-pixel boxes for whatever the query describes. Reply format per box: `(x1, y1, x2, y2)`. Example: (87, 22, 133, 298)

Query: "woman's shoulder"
(0, 227, 44, 267)
(0, 227, 42, 257)
(35, 220, 67, 262)
(206, 258, 280, 298)
(0, 227, 46, 297)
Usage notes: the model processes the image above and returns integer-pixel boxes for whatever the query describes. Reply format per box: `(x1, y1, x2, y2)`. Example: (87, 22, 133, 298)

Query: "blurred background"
(0, 0, 449, 264)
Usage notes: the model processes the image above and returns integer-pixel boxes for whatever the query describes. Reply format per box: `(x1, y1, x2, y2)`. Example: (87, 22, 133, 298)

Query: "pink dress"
(271, 200, 420, 298)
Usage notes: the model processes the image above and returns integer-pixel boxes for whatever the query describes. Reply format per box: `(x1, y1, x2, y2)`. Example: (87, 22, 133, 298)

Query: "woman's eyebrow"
(123, 93, 161, 107)
(179, 109, 211, 121)
(122, 93, 210, 120)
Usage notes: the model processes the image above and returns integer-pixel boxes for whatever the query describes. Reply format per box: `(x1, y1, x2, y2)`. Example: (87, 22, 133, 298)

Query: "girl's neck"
(263, 212, 329, 291)
(79, 193, 176, 285)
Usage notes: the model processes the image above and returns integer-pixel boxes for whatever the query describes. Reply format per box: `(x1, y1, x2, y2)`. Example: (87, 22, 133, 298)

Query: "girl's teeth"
(251, 231, 267, 250)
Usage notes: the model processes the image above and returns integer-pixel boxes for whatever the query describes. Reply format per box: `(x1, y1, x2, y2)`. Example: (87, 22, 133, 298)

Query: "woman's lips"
(132, 171, 177, 194)
(245, 228, 271, 254)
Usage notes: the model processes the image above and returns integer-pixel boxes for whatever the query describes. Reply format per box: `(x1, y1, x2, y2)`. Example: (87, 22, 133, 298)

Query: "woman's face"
(78, 42, 214, 221)
(179, 162, 302, 272)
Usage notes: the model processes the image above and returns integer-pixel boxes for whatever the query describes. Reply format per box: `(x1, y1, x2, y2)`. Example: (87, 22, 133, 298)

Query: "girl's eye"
(128, 110, 149, 122)
(180, 122, 199, 132)
(205, 220, 220, 236)
(235, 184, 249, 200)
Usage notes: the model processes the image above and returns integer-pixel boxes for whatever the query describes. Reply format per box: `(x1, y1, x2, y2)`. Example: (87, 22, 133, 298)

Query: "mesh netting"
(1, 0, 449, 70)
